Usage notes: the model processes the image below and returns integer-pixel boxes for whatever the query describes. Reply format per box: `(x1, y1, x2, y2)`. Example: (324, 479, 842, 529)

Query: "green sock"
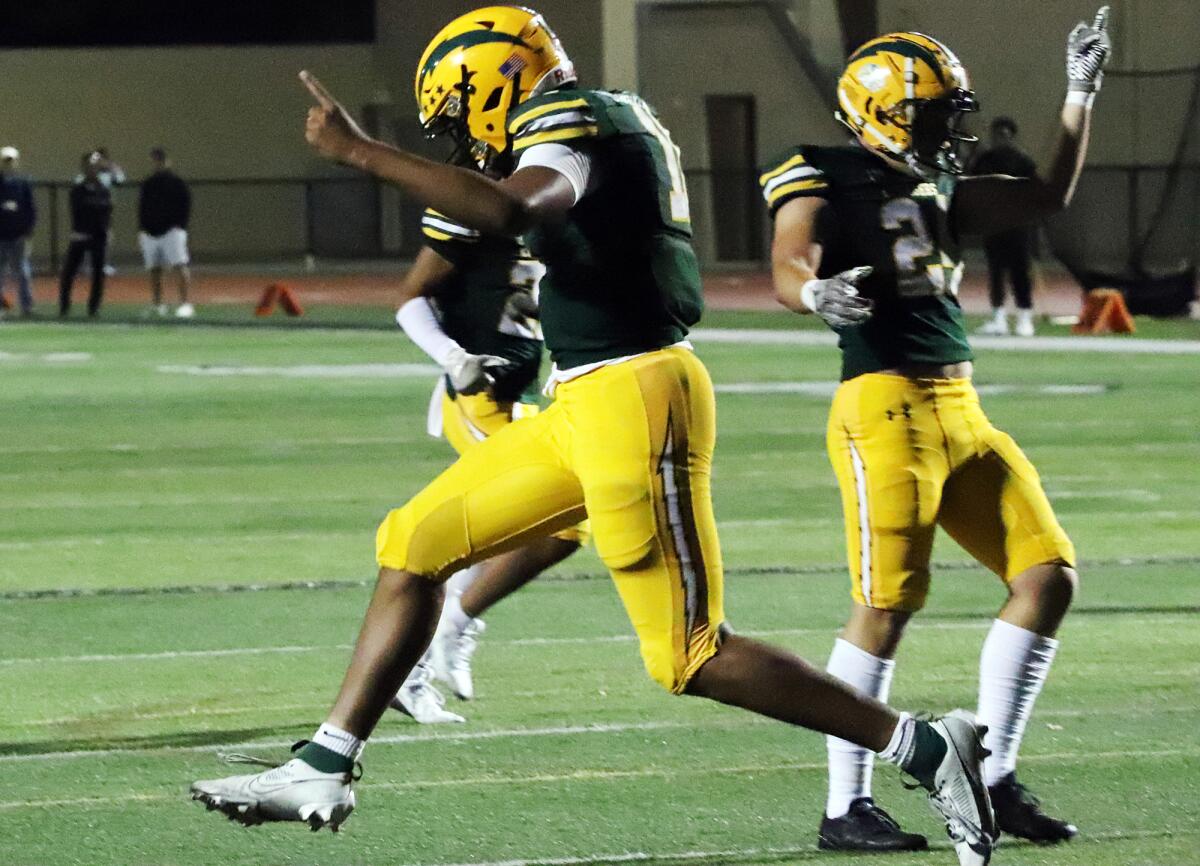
(295, 741, 355, 774)
(903, 720, 948, 789)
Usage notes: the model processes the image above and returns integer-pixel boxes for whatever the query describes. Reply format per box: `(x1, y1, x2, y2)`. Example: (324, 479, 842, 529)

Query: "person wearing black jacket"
(138, 148, 194, 318)
(60, 152, 113, 318)
(973, 117, 1040, 337)
(0, 146, 37, 317)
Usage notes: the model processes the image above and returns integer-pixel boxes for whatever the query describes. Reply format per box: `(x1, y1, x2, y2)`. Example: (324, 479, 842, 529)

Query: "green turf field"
(2, 316, 1198, 866)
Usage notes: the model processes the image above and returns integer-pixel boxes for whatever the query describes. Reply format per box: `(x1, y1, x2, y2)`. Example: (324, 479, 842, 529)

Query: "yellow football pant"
(440, 390, 589, 545)
(827, 374, 1075, 612)
(379, 348, 725, 693)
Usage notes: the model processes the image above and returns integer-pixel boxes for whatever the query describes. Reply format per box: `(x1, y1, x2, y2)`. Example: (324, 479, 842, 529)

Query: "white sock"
(877, 711, 916, 766)
(312, 722, 364, 760)
(825, 639, 895, 817)
(444, 563, 481, 597)
(991, 307, 1007, 322)
(977, 618, 1058, 786)
(441, 592, 472, 634)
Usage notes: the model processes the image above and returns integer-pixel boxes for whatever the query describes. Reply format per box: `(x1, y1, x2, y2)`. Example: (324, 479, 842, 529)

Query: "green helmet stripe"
(420, 31, 529, 84)
(849, 38, 947, 87)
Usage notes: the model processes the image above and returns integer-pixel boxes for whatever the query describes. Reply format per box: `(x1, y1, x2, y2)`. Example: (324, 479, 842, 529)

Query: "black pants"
(60, 235, 108, 317)
(984, 232, 1032, 310)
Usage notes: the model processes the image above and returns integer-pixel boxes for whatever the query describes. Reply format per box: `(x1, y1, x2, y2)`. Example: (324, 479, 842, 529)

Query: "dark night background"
(1, 0, 376, 48)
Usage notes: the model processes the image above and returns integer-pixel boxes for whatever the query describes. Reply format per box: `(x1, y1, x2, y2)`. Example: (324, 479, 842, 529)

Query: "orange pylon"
(1072, 288, 1135, 334)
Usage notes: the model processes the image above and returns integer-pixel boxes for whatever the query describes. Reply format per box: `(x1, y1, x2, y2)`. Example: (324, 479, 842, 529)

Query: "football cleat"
(431, 617, 485, 701)
(818, 798, 929, 852)
(1014, 310, 1036, 337)
(922, 711, 997, 866)
(989, 773, 1078, 843)
(390, 661, 466, 723)
(190, 752, 356, 832)
(175, 302, 195, 319)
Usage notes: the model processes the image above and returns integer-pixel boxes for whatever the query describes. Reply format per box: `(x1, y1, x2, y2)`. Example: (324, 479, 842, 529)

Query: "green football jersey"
(760, 145, 973, 380)
(507, 87, 704, 369)
(420, 209, 543, 403)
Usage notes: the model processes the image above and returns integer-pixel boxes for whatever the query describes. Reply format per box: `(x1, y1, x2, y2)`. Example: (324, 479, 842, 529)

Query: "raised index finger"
(1093, 5, 1110, 33)
(299, 70, 337, 109)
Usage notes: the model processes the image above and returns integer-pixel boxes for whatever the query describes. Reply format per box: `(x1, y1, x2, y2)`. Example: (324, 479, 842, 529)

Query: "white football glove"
(444, 346, 511, 396)
(1067, 6, 1112, 93)
(800, 266, 874, 330)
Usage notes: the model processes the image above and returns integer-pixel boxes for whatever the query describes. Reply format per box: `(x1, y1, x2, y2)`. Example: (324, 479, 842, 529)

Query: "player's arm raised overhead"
(301, 71, 575, 236)
(953, 6, 1112, 236)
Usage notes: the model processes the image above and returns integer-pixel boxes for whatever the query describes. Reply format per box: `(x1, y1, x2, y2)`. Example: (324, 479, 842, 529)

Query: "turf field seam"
(6, 554, 1200, 600)
(4, 614, 1196, 667)
(2, 750, 1197, 811)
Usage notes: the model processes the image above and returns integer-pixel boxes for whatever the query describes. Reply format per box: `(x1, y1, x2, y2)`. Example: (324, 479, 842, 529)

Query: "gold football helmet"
(836, 32, 979, 176)
(415, 5, 576, 168)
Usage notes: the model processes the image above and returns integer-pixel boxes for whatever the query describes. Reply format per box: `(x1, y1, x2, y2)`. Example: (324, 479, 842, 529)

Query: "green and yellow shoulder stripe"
(507, 90, 607, 154)
(759, 146, 830, 215)
(421, 209, 482, 245)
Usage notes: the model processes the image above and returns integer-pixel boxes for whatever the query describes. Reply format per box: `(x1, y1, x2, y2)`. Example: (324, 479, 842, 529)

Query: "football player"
(391, 198, 587, 721)
(193, 9, 995, 861)
(760, 7, 1111, 853)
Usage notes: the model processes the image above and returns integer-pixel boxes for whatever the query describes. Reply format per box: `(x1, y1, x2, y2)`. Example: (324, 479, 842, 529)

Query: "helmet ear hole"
(482, 86, 505, 113)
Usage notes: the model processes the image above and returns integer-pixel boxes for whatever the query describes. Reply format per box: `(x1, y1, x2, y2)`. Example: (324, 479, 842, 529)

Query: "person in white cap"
(0, 146, 37, 317)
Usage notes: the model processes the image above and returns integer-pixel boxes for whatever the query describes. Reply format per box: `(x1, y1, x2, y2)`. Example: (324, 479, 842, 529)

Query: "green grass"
(1, 318, 1198, 866)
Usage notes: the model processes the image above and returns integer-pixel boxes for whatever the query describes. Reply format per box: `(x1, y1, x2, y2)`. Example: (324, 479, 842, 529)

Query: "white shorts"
(139, 228, 190, 269)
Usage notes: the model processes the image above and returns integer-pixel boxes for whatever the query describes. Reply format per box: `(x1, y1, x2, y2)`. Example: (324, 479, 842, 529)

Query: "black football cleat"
(988, 773, 1078, 843)
(818, 798, 929, 852)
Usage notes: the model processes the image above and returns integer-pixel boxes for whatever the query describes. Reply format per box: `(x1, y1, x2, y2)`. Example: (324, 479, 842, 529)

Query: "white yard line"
(0, 434, 420, 457)
(690, 328, 1200, 354)
(157, 362, 439, 378)
(1, 749, 1196, 811)
(4, 615, 1195, 668)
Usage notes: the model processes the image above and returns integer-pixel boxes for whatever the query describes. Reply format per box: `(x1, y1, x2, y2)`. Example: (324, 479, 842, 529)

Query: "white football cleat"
(156, 303, 170, 317)
(924, 710, 997, 866)
(175, 302, 195, 319)
(431, 617, 485, 700)
(390, 662, 465, 724)
(190, 756, 356, 832)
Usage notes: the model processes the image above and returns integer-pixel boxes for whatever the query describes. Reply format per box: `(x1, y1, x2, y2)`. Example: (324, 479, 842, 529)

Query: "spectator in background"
(973, 117, 1039, 336)
(60, 151, 113, 318)
(0, 145, 36, 318)
(76, 147, 125, 277)
(138, 147, 194, 318)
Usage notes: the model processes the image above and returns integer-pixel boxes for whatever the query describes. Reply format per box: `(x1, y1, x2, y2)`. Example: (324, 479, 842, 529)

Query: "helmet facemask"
(906, 89, 979, 176)
(421, 65, 514, 176)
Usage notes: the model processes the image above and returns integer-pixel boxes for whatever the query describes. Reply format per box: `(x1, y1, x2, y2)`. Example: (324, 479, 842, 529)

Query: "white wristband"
(1065, 90, 1096, 108)
(396, 297, 463, 369)
(799, 279, 820, 313)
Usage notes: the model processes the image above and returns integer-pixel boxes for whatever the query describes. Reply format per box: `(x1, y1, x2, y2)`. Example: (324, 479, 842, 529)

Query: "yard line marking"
(689, 327, 1200, 354)
(2, 750, 1196, 811)
(23, 698, 1187, 731)
(0, 434, 423, 457)
(0, 720, 694, 764)
(6, 555, 1200, 601)
(157, 362, 439, 378)
(5, 615, 1196, 667)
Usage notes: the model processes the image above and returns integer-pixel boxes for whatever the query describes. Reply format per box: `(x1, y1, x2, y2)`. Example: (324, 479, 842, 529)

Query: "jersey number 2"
(880, 197, 959, 297)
